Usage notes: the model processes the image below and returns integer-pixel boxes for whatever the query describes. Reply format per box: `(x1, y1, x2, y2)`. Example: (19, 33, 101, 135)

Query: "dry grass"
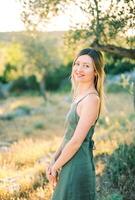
(0, 91, 134, 199)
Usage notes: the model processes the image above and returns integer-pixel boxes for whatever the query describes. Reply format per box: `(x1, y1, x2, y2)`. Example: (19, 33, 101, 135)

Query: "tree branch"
(91, 41, 135, 59)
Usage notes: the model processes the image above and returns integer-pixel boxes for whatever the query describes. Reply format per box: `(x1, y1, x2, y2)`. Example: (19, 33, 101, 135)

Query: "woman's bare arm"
(52, 95, 100, 171)
(50, 135, 66, 164)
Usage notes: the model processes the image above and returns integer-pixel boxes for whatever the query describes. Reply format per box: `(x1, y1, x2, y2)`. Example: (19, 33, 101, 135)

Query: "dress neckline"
(72, 92, 99, 105)
(71, 92, 100, 123)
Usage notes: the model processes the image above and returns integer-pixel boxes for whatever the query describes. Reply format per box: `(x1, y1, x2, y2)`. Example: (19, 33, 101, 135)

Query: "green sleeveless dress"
(51, 92, 99, 200)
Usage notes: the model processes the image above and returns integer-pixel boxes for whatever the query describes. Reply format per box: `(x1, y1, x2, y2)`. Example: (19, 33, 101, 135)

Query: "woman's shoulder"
(83, 94, 100, 108)
(77, 93, 100, 118)
(81, 92, 100, 106)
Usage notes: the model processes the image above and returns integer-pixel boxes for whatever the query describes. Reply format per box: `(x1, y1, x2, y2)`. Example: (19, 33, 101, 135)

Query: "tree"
(19, 0, 135, 59)
(21, 33, 62, 100)
(1, 42, 26, 81)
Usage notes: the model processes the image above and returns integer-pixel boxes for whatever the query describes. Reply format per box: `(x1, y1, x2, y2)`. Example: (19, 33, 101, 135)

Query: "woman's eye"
(84, 65, 90, 68)
(74, 63, 79, 66)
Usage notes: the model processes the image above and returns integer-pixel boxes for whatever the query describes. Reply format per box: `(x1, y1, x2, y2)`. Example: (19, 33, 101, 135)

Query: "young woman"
(46, 48, 105, 200)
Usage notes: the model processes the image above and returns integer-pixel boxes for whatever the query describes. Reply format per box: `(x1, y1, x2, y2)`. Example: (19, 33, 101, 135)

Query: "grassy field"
(0, 90, 134, 200)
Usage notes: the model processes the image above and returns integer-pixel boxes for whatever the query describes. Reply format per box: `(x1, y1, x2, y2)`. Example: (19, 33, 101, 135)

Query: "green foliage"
(2, 113, 15, 121)
(0, 105, 32, 121)
(105, 193, 123, 200)
(105, 142, 135, 199)
(19, 0, 135, 61)
(10, 75, 39, 92)
(1, 42, 26, 81)
(4, 42, 25, 66)
(33, 121, 45, 129)
(17, 105, 32, 115)
(59, 78, 71, 92)
(46, 63, 71, 91)
(128, 113, 135, 121)
(0, 76, 6, 83)
(3, 63, 17, 82)
(105, 54, 135, 75)
(119, 74, 134, 95)
(19, 0, 69, 31)
(106, 83, 128, 93)
(23, 127, 33, 135)
(98, 116, 110, 128)
(20, 0, 135, 48)
(23, 34, 63, 82)
(0, 32, 65, 84)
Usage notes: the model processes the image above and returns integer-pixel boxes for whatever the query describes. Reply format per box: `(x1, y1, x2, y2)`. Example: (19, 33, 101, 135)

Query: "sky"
(0, 0, 134, 36)
(0, 0, 87, 32)
(0, 0, 25, 32)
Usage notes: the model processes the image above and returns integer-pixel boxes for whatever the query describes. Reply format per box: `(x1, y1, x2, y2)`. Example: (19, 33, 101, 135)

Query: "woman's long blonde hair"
(70, 48, 106, 118)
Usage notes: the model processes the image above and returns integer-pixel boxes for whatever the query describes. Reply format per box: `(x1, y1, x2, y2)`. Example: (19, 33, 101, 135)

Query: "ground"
(0, 91, 134, 199)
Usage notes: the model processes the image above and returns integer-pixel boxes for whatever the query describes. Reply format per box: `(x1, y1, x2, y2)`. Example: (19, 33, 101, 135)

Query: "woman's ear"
(94, 72, 97, 76)
(94, 69, 97, 76)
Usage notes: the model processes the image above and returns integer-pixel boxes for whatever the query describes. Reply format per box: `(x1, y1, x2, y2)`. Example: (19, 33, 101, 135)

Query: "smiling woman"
(46, 48, 106, 200)
(72, 54, 97, 93)
(71, 49, 105, 115)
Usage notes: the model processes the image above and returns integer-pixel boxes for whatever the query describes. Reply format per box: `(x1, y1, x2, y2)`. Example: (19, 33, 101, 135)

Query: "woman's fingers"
(45, 165, 52, 181)
(48, 174, 54, 185)
(48, 173, 58, 187)
(46, 163, 53, 175)
(53, 176, 58, 186)
(45, 163, 58, 187)
(52, 176, 57, 187)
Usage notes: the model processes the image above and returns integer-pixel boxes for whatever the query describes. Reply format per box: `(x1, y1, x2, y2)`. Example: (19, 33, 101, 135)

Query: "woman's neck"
(76, 84, 96, 95)
(73, 84, 97, 102)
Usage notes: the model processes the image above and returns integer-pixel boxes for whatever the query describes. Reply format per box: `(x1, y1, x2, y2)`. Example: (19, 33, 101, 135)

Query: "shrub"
(105, 192, 123, 200)
(33, 121, 45, 129)
(105, 142, 135, 200)
(46, 63, 71, 91)
(10, 75, 39, 92)
(106, 83, 128, 93)
(105, 54, 135, 75)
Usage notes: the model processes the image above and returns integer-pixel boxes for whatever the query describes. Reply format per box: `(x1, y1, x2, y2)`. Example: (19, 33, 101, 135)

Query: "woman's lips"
(76, 74, 85, 77)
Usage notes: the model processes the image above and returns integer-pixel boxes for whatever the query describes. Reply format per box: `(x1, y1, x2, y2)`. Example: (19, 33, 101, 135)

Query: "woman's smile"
(72, 55, 96, 83)
(75, 73, 85, 78)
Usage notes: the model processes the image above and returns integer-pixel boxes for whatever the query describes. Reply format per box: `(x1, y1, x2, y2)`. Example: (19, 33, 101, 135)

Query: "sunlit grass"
(0, 136, 61, 199)
(0, 90, 134, 199)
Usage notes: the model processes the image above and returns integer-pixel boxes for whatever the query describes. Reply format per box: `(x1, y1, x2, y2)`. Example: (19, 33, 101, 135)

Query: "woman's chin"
(76, 77, 85, 80)
(76, 79, 85, 83)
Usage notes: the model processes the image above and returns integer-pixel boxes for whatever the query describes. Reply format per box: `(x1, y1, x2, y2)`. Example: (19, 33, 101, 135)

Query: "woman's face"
(72, 55, 96, 84)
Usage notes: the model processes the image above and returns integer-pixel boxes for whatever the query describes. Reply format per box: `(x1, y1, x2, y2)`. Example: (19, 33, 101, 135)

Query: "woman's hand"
(46, 158, 55, 179)
(45, 160, 58, 188)
(50, 166, 58, 188)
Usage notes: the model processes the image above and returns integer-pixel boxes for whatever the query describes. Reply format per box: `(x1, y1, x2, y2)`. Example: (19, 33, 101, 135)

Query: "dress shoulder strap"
(76, 92, 99, 105)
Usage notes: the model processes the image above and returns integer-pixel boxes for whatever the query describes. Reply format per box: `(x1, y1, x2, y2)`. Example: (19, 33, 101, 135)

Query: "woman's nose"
(77, 65, 83, 72)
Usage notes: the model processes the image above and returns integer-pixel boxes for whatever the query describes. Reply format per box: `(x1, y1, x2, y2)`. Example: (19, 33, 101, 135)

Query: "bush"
(105, 193, 123, 200)
(105, 54, 135, 75)
(106, 83, 128, 93)
(105, 142, 135, 200)
(46, 62, 72, 91)
(0, 105, 32, 121)
(23, 127, 33, 136)
(128, 113, 135, 121)
(33, 121, 45, 129)
(10, 75, 39, 92)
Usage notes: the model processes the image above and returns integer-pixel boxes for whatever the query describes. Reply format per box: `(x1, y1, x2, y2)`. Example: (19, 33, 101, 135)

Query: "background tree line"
(0, 0, 134, 100)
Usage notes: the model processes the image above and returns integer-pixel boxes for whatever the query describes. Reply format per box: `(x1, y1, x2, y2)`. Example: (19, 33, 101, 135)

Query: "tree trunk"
(133, 81, 135, 111)
(39, 74, 47, 102)
(91, 41, 135, 59)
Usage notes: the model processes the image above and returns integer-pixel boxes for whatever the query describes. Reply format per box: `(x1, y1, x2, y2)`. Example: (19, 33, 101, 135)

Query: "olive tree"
(19, 0, 135, 58)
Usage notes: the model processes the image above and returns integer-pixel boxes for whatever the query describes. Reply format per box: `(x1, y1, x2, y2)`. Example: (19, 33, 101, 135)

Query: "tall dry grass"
(0, 91, 134, 199)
